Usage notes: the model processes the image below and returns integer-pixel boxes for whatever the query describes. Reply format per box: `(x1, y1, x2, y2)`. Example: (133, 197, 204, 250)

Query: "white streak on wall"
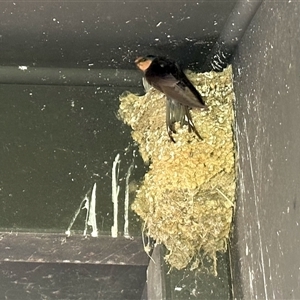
(83, 196, 90, 237)
(124, 159, 134, 239)
(111, 153, 121, 238)
(66, 195, 89, 237)
(18, 66, 28, 71)
(88, 183, 98, 237)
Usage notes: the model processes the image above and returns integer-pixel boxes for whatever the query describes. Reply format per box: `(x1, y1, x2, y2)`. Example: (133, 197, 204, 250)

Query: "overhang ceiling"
(0, 1, 237, 69)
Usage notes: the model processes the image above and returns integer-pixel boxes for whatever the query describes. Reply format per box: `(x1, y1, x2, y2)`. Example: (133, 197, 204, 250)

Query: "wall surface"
(0, 3, 237, 298)
(0, 1, 240, 236)
(0, 1, 236, 70)
(232, 2, 300, 299)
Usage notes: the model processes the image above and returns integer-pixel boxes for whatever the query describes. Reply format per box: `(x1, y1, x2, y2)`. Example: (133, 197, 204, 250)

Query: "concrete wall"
(232, 2, 300, 299)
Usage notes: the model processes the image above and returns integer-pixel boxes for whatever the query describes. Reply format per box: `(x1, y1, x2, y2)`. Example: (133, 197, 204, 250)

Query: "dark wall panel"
(232, 2, 300, 299)
(0, 1, 236, 69)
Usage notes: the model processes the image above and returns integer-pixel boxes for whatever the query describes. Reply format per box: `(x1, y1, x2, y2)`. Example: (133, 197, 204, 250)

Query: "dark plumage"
(135, 55, 207, 142)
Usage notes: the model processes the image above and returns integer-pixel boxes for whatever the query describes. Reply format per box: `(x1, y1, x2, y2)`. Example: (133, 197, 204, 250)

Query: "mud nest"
(119, 66, 236, 273)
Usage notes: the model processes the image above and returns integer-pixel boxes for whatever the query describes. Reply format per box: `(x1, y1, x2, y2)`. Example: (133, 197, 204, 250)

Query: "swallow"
(135, 55, 208, 142)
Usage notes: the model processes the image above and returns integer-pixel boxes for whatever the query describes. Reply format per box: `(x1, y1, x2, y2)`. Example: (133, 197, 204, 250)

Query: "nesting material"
(119, 66, 236, 272)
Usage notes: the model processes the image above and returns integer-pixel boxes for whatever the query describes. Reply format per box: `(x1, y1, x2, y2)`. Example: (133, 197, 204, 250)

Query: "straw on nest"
(119, 66, 236, 273)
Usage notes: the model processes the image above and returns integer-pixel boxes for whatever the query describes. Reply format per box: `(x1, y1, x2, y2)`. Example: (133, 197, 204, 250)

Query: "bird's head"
(135, 55, 156, 72)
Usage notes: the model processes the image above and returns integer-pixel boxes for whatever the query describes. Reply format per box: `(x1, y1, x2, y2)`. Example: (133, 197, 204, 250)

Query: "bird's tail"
(166, 97, 202, 142)
(141, 76, 204, 142)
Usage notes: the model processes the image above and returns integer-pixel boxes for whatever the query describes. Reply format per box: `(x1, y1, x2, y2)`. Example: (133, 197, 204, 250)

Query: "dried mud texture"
(119, 66, 236, 272)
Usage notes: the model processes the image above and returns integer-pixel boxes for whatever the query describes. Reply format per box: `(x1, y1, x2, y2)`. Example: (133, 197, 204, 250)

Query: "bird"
(135, 55, 208, 142)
